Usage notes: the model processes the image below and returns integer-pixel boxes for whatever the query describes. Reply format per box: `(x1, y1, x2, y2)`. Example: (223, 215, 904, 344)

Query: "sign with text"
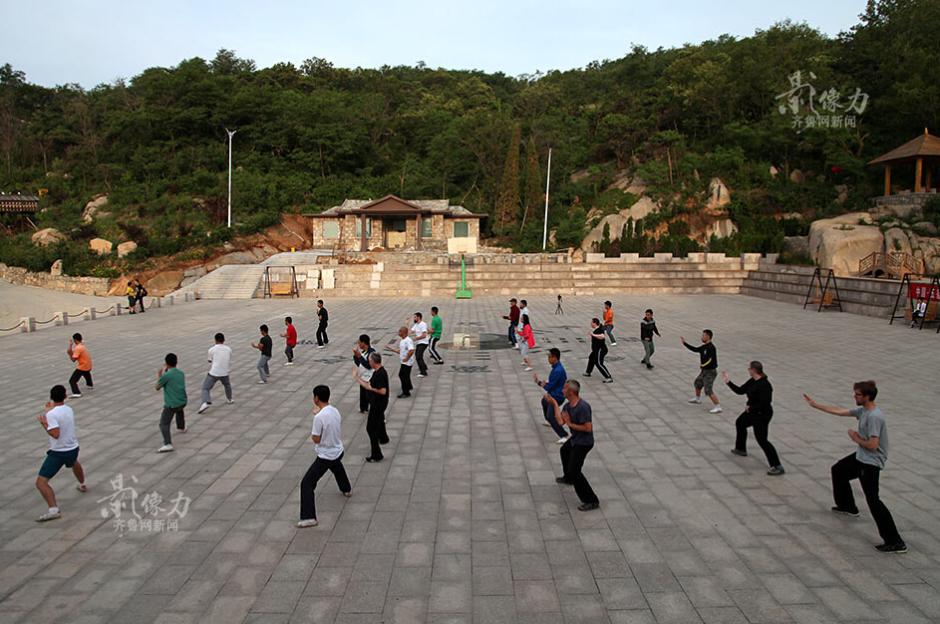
(909, 283, 940, 300)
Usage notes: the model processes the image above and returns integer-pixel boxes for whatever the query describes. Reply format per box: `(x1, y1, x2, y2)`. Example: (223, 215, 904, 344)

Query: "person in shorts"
(681, 330, 722, 413)
(35, 385, 87, 522)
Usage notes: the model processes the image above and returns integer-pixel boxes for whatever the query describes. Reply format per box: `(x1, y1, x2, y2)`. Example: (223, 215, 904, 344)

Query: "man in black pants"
(803, 381, 907, 554)
(352, 334, 375, 414)
(316, 299, 329, 348)
(354, 353, 390, 462)
(639, 309, 660, 369)
(545, 380, 599, 512)
(297, 385, 352, 528)
(384, 326, 415, 398)
(722, 362, 784, 476)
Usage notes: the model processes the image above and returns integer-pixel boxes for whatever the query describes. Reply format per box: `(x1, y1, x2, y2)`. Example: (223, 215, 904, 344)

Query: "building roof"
(869, 129, 940, 165)
(308, 194, 483, 218)
(0, 194, 40, 213)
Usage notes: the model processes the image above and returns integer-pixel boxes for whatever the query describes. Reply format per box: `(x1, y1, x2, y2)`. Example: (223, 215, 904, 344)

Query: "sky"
(2, 0, 868, 88)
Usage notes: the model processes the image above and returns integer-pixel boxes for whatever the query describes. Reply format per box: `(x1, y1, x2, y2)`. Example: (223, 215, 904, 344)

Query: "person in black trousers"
(297, 385, 352, 528)
(584, 318, 613, 383)
(354, 353, 390, 462)
(803, 382, 907, 554)
(352, 334, 375, 414)
(722, 362, 785, 476)
(545, 380, 599, 512)
(316, 299, 329, 348)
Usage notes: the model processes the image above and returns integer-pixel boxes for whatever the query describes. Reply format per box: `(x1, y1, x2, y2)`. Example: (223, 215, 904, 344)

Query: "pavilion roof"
(869, 129, 940, 165)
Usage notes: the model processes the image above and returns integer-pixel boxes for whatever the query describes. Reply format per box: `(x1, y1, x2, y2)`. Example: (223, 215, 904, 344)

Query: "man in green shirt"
(428, 306, 444, 365)
(155, 353, 187, 453)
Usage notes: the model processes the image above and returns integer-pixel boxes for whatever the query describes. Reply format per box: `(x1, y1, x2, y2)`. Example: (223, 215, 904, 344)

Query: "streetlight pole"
(542, 147, 552, 251)
(225, 128, 236, 228)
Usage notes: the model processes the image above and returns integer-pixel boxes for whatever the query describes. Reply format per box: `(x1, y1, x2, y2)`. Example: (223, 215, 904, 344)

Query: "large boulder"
(706, 178, 731, 211)
(146, 270, 184, 295)
(82, 194, 109, 223)
(89, 238, 113, 255)
(116, 241, 138, 258)
(808, 212, 882, 276)
(580, 197, 659, 251)
(31, 228, 66, 247)
(702, 218, 738, 239)
(50, 259, 63, 276)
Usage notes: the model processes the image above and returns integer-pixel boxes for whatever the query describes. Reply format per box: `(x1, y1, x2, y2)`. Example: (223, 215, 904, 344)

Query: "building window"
(421, 218, 432, 238)
(355, 218, 372, 238)
(453, 221, 469, 238)
(322, 220, 339, 239)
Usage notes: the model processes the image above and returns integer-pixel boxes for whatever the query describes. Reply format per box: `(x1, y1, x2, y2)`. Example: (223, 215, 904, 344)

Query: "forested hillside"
(1, 0, 939, 275)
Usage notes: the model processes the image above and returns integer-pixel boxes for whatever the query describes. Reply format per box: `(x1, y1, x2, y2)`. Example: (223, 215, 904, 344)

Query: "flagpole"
(542, 147, 552, 251)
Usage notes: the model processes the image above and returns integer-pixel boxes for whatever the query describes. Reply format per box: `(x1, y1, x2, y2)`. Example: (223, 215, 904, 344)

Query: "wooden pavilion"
(868, 128, 940, 196)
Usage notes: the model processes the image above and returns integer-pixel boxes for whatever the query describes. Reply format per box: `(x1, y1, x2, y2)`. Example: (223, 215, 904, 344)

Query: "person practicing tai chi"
(198, 333, 233, 413)
(316, 299, 329, 348)
(281, 316, 297, 365)
(354, 353, 391, 462)
(602, 301, 617, 345)
(428, 306, 444, 365)
(385, 326, 415, 398)
(134, 278, 148, 313)
(533, 348, 570, 444)
(410, 312, 430, 377)
(251, 324, 274, 384)
(297, 385, 352, 528)
(639, 309, 660, 369)
(67, 333, 93, 398)
(556, 294, 564, 315)
(803, 381, 907, 554)
(585, 318, 613, 383)
(516, 314, 535, 371)
(545, 380, 599, 512)
(722, 362, 784, 475)
(155, 353, 187, 453)
(503, 298, 521, 348)
(682, 330, 722, 413)
(35, 385, 87, 522)
(352, 334, 375, 413)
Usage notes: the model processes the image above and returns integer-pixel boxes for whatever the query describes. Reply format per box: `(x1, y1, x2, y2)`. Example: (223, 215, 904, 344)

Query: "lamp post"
(225, 128, 236, 228)
(542, 147, 552, 251)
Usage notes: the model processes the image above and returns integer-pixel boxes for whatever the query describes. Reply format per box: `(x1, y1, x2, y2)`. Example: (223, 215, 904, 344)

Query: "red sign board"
(909, 283, 940, 300)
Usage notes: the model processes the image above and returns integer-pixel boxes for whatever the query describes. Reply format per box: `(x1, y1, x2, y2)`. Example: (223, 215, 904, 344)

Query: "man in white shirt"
(410, 312, 430, 378)
(35, 384, 87, 522)
(199, 333, 233, 413)
(298, 385, 351, 528)
(385, 326, 415, 398)
(520, 300, 531, 325)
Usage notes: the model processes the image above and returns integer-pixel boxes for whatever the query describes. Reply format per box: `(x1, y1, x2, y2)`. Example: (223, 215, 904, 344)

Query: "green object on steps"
(456, 254, 472, 299)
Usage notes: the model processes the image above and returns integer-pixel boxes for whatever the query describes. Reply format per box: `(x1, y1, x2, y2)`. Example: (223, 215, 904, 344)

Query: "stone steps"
(172, 265, 266, 299)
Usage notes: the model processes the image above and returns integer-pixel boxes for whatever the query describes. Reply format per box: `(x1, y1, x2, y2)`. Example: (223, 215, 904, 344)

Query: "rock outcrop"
(31, 228, 66, 247)
(89, 238, 113, 255)
(116, 241, 138, 258)
(706, 178, 731, 211)
(82, 194, 109, 223)
(808, 212, 881, 276)
(580, 197, 659, 252)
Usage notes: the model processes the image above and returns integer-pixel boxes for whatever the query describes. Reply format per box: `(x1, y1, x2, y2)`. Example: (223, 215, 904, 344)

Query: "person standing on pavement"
(546, 380, 599, 512)
(722, 362, 784, 476)
(198, 333, 233, 413)
(585, 318, 613, 383)
(66, 333, 93, 398)
(533, 348, 569, 444)
(602, 301, 617, 345)
(639, 309, 661, 369)
(803, 382, 907, 554)
(251, 324, 273, 384)
(354, 353, 391, 462)
(682, 330, 722, 413)
(35, 385, 87, 522)
(297, 384, 352, 528)
(385, 326, 415, 398)
(281, 316, 297, 365)
(316, 300, 329, 348)
(516, 314, 536, 371)
(134, 278, 148, 313)
(352, 334, 375, 414)
(155, 353, 187, 453)
(428, 306, 444, 365)
(556, 294, 564, 315)
(503, 298, 521, 348)
(411, 312, 430, 377)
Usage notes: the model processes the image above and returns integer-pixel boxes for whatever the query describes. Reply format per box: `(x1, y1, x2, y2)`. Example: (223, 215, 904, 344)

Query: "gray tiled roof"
(319, 198, 472, 216)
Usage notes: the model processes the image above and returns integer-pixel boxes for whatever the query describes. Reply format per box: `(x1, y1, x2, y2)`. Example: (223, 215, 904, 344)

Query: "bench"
(905, 301, 939, 322)
(270, 283, 294, 297)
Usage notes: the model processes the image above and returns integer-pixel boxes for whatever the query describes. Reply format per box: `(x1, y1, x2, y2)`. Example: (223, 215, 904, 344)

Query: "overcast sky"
(2, 0, 868, 88)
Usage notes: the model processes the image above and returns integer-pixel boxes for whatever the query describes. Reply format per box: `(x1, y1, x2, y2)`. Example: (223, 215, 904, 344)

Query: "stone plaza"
(0, 294, 938, 624)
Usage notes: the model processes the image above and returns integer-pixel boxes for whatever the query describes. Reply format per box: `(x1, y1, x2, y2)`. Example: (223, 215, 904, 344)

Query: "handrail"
(0, 320, 25, 332)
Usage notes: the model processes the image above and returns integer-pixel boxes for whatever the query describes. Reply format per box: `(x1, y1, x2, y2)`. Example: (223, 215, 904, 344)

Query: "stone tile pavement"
(0, 294, 938, 623)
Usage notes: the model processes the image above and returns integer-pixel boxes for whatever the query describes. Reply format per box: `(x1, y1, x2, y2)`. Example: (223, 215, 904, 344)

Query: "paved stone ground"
(0, 294, 938, 624)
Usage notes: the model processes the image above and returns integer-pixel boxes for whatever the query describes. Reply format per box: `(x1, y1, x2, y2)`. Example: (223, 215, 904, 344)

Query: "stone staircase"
(172, 265, 266, 299)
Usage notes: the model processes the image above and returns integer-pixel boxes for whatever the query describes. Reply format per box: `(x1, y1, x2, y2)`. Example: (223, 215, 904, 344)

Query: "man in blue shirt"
(533, 348, 569, 443)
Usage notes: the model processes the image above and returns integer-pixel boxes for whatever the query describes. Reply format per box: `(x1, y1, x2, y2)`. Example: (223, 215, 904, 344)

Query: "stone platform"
(0, 294, 938, 623)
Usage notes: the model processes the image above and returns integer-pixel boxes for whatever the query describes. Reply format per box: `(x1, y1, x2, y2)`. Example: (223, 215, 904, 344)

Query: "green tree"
(494, 123, 521, 236)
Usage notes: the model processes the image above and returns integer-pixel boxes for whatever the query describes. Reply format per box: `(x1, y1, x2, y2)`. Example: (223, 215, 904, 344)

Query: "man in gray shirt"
(804, 380, 906, 553)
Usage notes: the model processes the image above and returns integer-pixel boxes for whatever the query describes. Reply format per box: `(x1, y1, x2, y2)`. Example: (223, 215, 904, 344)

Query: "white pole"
(226, 128, 236, 228)
(542, 147, 552, 251)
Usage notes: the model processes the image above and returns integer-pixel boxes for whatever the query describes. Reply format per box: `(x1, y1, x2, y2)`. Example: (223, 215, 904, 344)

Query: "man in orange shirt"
(602, 301, 617, 346)
(67, 333, 94, 398)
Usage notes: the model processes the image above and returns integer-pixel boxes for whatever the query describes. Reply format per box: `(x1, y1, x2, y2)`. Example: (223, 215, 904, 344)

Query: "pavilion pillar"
(915, 158, 923, 193)
(884, 165, 892, 197)
(360, 215, 367, 252)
